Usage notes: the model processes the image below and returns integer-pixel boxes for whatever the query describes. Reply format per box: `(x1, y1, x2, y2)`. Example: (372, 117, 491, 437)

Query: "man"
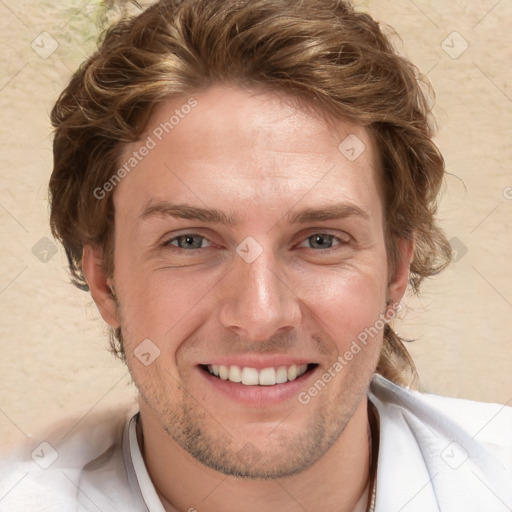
(1, 0, 510, 511)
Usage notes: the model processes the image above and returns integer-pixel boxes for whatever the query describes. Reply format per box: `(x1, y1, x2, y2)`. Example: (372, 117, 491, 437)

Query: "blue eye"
(163, 232, 348, 252)
(167, 234, 209, 250)
(299, 234, 345, 250)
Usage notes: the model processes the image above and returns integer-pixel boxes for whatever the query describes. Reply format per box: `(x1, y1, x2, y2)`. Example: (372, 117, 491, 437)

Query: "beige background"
(0, 0, 511, 451)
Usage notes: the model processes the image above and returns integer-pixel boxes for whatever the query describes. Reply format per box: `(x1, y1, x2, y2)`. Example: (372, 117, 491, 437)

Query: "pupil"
(312, 234, 331, 248)
(179, 235, 201, 249)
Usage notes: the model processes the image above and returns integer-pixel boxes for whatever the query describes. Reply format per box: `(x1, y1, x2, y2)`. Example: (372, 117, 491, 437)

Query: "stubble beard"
(134, 355, 376, 480)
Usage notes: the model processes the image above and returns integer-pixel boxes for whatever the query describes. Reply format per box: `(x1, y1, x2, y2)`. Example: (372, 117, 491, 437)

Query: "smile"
(201, 364, 317, 386)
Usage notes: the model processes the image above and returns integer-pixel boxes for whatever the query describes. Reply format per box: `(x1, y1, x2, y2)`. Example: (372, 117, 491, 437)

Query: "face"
(86, 84, 409, 479)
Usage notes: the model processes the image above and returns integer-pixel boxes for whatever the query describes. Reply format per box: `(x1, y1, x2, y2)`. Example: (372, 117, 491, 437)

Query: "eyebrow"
(138, 201, 369, 225)
(286, 204, 370, 224)
(139, 202, 239, 225)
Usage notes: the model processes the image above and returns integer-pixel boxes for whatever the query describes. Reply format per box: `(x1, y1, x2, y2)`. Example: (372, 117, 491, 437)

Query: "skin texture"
(83, 84, 413, 512)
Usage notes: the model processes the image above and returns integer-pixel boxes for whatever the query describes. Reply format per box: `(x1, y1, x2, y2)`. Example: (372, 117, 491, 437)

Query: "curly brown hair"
(49, 0, 452, 387)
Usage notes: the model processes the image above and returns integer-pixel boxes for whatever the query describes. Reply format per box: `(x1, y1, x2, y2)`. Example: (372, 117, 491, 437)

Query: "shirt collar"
(123, 411, 167, 512)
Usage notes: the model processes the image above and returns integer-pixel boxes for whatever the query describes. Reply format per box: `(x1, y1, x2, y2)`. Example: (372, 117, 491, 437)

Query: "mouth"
(199, 363, 318, 386)
(196, 356, 322, 405)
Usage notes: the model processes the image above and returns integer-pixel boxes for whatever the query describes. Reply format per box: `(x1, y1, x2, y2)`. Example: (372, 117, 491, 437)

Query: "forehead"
(115, 84, 383, 223)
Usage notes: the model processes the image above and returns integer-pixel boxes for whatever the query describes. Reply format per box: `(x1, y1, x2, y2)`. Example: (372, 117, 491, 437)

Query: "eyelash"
(162, 232, 351, 253)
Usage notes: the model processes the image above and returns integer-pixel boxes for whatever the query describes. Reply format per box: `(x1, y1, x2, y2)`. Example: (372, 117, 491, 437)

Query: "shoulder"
(370, 373, 512, 466)
(417, 385, 512, 465)
(0, 401, 139, 512)
(369, 374, 512, 511)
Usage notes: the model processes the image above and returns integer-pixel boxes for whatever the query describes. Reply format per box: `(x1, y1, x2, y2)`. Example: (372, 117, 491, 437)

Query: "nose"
(218, 249, 302, 341)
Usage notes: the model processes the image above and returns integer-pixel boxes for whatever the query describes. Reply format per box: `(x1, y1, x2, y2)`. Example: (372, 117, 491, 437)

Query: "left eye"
(299, 234, 342, 250)
(167, 234, 210, 250)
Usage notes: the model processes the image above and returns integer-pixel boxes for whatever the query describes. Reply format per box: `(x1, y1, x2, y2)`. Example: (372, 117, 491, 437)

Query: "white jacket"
(1, 374, 510, 511)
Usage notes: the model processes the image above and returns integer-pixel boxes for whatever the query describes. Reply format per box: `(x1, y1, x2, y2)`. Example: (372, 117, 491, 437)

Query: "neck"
(136, 397, 373, 512)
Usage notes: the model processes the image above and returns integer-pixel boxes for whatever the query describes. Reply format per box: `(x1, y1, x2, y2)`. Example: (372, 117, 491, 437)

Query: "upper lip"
(198, 356, 317, 370)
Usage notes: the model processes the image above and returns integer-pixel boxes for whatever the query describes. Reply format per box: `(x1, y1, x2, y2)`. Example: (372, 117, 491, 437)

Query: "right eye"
(164, 234, 211, 250)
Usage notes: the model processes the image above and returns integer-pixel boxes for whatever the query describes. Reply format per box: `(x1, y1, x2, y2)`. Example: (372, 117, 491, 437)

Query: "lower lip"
(197, 365, 319, 406)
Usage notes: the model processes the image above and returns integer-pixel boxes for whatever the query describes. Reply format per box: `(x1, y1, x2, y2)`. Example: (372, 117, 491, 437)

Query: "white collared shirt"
(1, 374, 511, 511)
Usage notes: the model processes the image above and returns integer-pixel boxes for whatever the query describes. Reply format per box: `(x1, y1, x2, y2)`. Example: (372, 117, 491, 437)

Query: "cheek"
(114, 252, 223, 345)
(297, 267, 387, 349)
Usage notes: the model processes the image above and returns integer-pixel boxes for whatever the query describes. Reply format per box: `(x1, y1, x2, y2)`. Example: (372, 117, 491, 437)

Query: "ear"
(82, 245, 120, 328)
(387, 237, 414, 305)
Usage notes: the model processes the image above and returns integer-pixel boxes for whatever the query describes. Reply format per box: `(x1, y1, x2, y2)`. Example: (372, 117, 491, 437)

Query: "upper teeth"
(207, 364, 309, 386)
